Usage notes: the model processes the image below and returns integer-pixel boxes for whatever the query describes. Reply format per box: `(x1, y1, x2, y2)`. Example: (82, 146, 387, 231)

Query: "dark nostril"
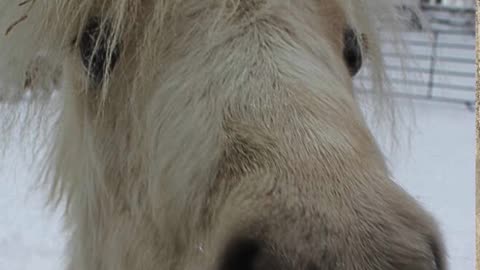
(79, 17, 120, 85)
(220, 237, 262, 270)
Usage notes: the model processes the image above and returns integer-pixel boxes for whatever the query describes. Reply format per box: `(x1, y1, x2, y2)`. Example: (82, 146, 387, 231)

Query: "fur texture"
(1, 0, 446, 269)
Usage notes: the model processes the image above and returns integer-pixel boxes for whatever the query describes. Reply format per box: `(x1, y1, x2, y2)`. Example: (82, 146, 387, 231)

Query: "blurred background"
(356, 1, 475, 269)
(0, 1, 476, 270)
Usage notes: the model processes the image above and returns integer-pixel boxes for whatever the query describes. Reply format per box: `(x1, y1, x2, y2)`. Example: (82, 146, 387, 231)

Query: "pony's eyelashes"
(342, 28, 362, 76)
(79, 17, 120, 85)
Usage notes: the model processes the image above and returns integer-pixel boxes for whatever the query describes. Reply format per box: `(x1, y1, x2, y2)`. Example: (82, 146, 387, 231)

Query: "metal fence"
(355, 3, 475, 111)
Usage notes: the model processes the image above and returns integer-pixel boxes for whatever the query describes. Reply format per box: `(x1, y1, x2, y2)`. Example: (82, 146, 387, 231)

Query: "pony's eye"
(79, 18, 120, 85)
(343, 28, 362, 76)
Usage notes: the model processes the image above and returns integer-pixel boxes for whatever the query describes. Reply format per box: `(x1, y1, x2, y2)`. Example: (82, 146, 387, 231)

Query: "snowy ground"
(0, 126, 65, 269)
(378, 99, 475, 270)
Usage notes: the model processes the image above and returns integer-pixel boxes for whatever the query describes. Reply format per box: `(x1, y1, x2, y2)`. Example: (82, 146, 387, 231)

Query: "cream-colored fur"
(1, 0, 445, 269)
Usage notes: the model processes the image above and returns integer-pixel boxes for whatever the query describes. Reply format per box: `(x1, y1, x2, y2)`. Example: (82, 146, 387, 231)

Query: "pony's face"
(54, 1, 445, 270)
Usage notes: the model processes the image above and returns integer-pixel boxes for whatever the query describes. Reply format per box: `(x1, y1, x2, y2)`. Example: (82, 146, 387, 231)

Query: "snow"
(377, 99, 475, 270)
(0, 134, 65, 270)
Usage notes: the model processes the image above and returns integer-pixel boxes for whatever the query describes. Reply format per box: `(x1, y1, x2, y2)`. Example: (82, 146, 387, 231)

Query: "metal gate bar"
(355, 3, 475, 111)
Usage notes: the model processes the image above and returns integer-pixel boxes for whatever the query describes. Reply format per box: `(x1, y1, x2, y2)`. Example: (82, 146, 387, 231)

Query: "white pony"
(0, 0, 446, 269)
